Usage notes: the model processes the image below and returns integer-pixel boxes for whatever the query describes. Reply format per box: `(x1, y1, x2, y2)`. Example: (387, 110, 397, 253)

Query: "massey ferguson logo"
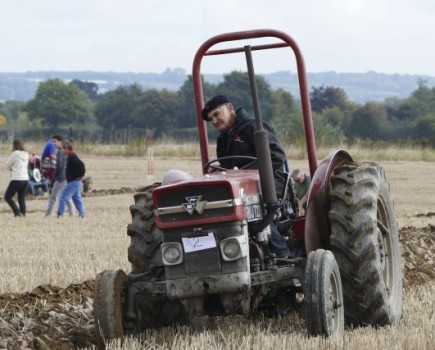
(182, 196, 206, 215)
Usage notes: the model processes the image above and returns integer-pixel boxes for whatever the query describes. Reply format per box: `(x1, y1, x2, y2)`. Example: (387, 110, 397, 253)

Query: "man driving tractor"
(202, 94, 292, 259)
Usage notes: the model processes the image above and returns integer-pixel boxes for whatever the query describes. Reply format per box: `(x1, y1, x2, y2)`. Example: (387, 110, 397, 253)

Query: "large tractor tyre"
(94, 269, 128, 347)
(127, 183, 163, 273)
(305, 249, 344, 337)
(329, 162, 403, 327)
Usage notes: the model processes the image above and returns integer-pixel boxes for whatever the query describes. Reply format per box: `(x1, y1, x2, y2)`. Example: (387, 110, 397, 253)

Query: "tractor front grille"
(156, 186, 234, 223)
(163, 221, 248, 280)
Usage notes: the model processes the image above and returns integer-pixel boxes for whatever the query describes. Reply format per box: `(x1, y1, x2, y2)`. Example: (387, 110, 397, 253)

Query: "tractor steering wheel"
(204, 156, 258, 173)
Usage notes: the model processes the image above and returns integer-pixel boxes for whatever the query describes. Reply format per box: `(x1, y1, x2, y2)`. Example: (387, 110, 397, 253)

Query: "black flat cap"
(201, 95, 230, 121)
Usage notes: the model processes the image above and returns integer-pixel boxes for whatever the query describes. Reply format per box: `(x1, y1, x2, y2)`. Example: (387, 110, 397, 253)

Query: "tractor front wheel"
(94, 269, 128, 346)
(305, 249, 344, 337)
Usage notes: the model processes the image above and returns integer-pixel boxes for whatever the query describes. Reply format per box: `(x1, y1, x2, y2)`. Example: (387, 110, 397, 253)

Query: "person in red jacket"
(57, 141, 86, 218)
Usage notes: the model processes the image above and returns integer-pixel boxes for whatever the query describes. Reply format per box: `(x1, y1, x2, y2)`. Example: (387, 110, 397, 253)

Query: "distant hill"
(1, 68, 435, 104)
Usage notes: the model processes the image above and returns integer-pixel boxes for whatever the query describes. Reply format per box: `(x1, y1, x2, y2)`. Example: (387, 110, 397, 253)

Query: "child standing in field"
(5, 139, 29, 217)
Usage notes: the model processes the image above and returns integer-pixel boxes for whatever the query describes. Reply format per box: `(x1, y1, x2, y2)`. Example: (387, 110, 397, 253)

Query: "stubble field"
(0, 152, 434, 349)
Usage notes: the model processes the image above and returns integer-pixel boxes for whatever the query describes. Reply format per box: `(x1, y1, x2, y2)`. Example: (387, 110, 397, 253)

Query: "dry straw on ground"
(0, 152, 434, 349)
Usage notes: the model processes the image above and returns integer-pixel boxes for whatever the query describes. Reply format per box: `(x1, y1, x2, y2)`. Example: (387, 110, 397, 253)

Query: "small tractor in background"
(93, 29, 403, 345)
(27, 154, 51, 196)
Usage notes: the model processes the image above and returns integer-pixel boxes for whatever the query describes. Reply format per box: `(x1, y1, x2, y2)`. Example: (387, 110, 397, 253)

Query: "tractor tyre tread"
(305, 249, 344, 337)
(127, 183, 162, 273)
(329, 162, 403, 327)
(93, 269, 127, 346)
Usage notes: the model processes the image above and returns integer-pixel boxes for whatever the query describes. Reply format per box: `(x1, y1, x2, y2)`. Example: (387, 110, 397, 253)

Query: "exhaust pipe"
(244, 45, 278, 233)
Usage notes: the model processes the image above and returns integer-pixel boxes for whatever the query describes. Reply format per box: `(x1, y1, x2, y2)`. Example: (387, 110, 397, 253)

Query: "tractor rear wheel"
(127, 183, 163, 273)
(305, 249, 344, 337)
(94, 269, 127, 346)
(329, 162, 403, 326)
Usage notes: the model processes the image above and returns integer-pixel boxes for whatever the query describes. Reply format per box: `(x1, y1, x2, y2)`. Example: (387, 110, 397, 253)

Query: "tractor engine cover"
(153, 170, 263, 229)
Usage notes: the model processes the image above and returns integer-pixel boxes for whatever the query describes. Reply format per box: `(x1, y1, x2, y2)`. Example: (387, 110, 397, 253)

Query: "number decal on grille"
(247, 204, 263, 221)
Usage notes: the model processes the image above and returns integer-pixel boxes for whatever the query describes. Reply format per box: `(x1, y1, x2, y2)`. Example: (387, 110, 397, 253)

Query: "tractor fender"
(304, 150, 353, 254)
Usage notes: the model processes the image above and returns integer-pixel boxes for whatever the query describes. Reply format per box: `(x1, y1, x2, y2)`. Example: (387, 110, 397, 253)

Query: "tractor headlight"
(220, 236, 248, 261)
(223, 240, 241, 259)
(161, 243, 183, 265)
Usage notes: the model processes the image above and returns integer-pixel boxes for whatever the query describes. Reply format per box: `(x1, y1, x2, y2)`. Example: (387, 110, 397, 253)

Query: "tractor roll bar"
(192, 29, 318, 178)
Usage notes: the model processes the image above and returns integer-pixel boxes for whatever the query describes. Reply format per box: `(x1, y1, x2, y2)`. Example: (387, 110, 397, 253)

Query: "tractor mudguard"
(304, 150, 353, 253)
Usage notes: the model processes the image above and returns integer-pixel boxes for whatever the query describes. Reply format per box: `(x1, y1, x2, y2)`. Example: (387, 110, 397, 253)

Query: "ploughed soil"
(24, 186, 148, 200)
(1, 222, 434, 349)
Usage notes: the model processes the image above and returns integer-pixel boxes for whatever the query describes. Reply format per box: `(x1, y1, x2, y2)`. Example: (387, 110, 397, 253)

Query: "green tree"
(310, 85, 350, 113)
(345, 103, 391, 140)
(269, 89, 303, 143)
(321, 106, 345, 128)
(397, 97, 425, 121)
(94, 84, 144, 128)
(312, 109, 345, 146)
(24, 79, 90, 128)
(70, 79, 100, 102)
(397, 83, 435, 121)
(216, 71, 273, 121)
(177, 75, 216, 128)
(0, 100, 25, 123)
(131, 89, 181, 135)
(411, 114, 435, 139)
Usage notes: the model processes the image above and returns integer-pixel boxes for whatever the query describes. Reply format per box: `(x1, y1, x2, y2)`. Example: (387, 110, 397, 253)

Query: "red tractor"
(93, 29, 403, 344)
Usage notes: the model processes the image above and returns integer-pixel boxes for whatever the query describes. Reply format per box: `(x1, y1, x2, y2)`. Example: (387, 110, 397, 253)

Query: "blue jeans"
(57, 180, 85, 217)
(45, 180, 74, 217)
(268, 223, 291, 258)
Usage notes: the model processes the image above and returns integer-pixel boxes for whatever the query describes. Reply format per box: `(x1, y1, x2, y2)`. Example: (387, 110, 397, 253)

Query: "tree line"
(0, 72, 434, 146)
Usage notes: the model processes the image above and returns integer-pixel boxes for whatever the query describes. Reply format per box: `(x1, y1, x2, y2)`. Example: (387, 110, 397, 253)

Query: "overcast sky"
(1, 0, 434, 76)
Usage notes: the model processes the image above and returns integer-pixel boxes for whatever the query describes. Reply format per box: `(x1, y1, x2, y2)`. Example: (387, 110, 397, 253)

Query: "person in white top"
(5, 139, 29, 217)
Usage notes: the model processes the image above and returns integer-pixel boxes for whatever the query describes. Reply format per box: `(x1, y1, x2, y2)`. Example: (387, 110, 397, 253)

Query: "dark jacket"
(216, 108, 287, 197)
(66, 151, 85, 182)
(54, 148, 67, 182)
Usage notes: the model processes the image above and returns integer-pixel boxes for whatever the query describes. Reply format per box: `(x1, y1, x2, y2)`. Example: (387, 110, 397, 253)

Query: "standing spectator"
(41, 137, 57, 185)
(5, 139, 29, 217)
(291, 169, 311, 211)
(57, 141, 86, 218)
(41, 138, 56, 160)
(44, 135, 74, 217)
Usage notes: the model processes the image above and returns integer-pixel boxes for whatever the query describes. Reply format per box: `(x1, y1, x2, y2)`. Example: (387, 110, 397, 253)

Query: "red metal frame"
(192, 29, 318, 177)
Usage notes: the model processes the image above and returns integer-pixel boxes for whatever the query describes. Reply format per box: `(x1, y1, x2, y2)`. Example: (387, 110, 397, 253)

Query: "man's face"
(207, 103, 236, 132)
(293, 174, 304, 183)
(52, 139, 62, 149)
(62, 146, 69, 155)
